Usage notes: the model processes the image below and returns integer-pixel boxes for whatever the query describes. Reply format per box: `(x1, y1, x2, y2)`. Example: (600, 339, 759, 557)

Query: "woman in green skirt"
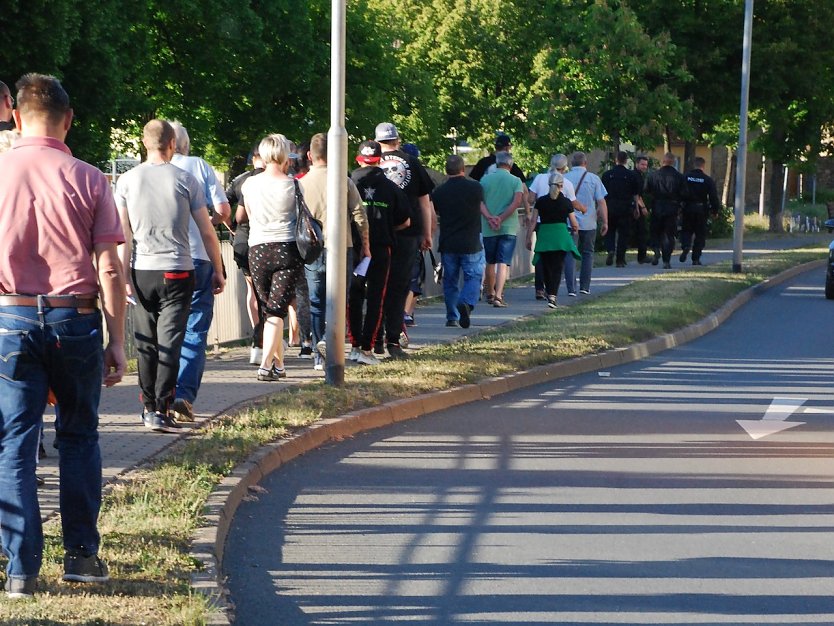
(525, 171, 581, 308)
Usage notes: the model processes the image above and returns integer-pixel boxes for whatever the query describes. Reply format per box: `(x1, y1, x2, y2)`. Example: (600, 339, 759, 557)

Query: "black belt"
(0, 294, 99, 309)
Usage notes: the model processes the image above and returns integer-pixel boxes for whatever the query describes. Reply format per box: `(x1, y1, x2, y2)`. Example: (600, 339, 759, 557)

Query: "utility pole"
(324, 0, 347, 385)
(732, 0, 754, 273)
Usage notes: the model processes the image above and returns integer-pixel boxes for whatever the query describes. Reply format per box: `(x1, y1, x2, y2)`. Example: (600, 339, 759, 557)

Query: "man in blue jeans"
(563, 152, 609, 294)
(432, 155, 486, 328)
(169, 122, 231, 421)
(0, 73, 127, 597)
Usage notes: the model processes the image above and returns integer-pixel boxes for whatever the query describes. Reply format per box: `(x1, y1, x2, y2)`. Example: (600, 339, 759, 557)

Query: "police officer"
(680, 156, 721, 266)
(645, 152, 687, 269)
(601, 151, 641, 267)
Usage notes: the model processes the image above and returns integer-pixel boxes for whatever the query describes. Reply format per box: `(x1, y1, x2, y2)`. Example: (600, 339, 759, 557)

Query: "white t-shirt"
(529, 172, 576, 201)
(241, 175, 297, 246)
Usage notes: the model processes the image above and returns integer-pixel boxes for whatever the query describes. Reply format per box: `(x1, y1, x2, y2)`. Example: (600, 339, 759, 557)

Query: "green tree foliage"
(4, 0, 834, 227)
(526, 1, 689, 155)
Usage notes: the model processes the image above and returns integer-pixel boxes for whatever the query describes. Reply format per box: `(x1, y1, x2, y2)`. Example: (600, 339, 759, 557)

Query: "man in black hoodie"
(349, 141, 411, 365)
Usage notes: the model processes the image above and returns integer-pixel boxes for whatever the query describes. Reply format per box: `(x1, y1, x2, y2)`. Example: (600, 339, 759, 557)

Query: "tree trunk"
(663, 127, 671, 154)
(769, 160, 785, 232)
(683, 140, 696, 172)
(722, 146, 735, 208)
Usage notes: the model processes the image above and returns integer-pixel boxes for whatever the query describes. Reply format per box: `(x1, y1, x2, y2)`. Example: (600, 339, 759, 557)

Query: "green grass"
(0, 245, 824, 624)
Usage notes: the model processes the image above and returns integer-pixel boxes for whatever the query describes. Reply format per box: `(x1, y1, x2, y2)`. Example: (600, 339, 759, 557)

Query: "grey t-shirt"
(115, 162, 206, 271)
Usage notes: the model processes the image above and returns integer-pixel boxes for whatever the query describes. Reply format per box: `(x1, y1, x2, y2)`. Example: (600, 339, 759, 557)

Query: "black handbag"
(293, 179, 324, 264)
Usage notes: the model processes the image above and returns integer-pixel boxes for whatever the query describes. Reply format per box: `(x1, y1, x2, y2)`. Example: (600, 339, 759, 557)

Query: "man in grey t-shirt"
(115, 119, 225, 433)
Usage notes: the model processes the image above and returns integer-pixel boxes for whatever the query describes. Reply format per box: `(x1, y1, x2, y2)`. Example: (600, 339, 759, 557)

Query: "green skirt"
(533, 222, 581, 265)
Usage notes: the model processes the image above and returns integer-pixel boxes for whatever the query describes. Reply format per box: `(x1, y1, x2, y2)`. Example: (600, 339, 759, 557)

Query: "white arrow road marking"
(737, 397, 806, 440)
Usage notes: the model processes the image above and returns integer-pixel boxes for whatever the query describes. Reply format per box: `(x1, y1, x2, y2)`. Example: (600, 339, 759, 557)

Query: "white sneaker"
(249, 347, 263, 365)
(348, 347, 361, 361)
(357, 350, 381, 365)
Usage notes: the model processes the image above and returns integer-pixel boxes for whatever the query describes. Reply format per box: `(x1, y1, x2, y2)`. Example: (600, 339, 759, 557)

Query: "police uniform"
(645, 165, 688, 267)
(681, 168, 721, 265)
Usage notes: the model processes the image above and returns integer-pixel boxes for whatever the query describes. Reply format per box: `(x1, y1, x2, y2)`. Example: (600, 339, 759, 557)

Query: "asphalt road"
(225, 268, 834, 625)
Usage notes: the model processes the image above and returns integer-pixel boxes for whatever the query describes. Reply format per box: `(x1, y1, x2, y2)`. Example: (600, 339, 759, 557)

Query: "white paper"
(353, 257, 371, 277)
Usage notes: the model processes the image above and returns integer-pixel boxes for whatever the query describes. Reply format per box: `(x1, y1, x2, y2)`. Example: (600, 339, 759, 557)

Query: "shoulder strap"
(575, 171, 588, 195)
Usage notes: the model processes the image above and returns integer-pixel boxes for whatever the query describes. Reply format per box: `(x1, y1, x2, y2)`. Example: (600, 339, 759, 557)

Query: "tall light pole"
(732, 0, 754, 273)
(324, 0, 347, 385)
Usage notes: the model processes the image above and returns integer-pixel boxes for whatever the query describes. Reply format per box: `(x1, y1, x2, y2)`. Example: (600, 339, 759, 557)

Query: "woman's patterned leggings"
(248, 242, 304, 318)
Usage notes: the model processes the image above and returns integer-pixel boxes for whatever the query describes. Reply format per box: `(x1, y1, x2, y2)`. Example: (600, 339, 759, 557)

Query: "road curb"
(191, 258, 824, 624)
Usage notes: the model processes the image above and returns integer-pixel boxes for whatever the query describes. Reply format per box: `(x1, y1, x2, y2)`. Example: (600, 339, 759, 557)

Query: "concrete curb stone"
(192, 258, 825, 624)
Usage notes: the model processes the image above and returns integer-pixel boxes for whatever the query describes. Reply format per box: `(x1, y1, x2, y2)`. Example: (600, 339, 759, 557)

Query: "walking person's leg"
(578, 229, 595, 293)
(48, 309, 110, 581)
(441, 252, 463, 322)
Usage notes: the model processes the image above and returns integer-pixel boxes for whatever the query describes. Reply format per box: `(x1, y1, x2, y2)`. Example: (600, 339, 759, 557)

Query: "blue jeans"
(442, 251, 486, 321)
(576, 229, 596, 292)
(305, 249, 353, 348)
(177, 259, 214, 404)
(0, 305, 104, 580)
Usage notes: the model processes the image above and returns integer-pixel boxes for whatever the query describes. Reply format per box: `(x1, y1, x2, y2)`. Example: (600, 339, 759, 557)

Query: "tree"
(525, 1, 689, 156)
(748, 0, 834, 229)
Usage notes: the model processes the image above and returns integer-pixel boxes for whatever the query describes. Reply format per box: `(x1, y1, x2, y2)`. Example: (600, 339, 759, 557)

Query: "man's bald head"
(662, 152, 676, 167)
(142, 119, 175, 153)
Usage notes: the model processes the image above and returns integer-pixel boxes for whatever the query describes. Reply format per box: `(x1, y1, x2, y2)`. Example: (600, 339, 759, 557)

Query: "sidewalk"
(35, 234, 829, 523)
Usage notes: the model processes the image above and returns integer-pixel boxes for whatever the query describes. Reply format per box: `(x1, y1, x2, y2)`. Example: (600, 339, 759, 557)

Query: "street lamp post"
(324, 0, 347, 385)
(732, 0, 754, 273)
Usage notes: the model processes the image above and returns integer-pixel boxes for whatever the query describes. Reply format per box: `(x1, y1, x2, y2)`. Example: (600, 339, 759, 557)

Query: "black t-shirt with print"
(378, 149, 434, 238)
(351, 166, 410, 247)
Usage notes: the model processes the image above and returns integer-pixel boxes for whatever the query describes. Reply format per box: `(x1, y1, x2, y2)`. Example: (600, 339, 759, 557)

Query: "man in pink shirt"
(0, 73, 126, 598)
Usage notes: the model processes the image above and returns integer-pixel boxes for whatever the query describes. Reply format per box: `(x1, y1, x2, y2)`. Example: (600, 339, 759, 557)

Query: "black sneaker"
(456, 302, 471, 329)
(160, 412, 181, 432)
(679, 248, 689, 262)
(373, 341, 385, 355)
(605, 252, 614, 266)
(387, 343, 409, 360)
(299, 344, 313, 358)
(5, 576, 36, 599)
(663, 261, 672, 269)
(445, 319, 459, 327)
(651, 251, 660, 266)
(63, 552, 110, 583)
(692, 258, 702, 265)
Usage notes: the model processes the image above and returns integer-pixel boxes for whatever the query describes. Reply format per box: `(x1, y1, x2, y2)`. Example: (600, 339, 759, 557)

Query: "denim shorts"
(483, 234, 517, 265)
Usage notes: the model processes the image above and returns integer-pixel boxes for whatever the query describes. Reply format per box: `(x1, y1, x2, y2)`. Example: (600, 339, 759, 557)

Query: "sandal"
(492, 296, 507, 308)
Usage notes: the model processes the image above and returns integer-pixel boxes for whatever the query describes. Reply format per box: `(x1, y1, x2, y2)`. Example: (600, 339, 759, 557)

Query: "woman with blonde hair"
(238, 133, 304, 380)
(525, 170, 580, 308)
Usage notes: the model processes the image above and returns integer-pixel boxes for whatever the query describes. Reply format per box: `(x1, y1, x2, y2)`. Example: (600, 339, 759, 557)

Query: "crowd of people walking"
(0, 73, 723, 598)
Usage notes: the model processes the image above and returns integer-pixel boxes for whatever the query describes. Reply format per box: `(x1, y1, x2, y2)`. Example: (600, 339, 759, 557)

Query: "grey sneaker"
(63, 552, 110, 583)
(172, 398, 193, 422)
(357, 350, 381, 366)
(142, 409, 169, 433)
(315, 340, 327, 359)
(5, 576, 36, 599)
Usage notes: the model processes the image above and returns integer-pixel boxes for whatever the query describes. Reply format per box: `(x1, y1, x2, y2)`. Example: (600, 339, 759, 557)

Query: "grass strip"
(0, 246, 824, 624)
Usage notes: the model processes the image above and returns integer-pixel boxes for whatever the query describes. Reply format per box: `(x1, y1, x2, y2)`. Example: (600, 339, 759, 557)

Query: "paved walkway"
(35, 234, 829, 522)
